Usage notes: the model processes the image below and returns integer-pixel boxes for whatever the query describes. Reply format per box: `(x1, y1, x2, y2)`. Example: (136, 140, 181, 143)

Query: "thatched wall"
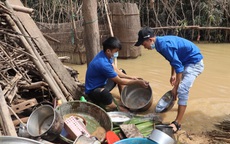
(37, 21, 110, 64)
(37, 3, 142, 64)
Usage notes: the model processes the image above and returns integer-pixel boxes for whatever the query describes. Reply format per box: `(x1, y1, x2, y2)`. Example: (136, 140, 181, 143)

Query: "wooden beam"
(0, 86, 17, 136)
(151, 25, 230, 30)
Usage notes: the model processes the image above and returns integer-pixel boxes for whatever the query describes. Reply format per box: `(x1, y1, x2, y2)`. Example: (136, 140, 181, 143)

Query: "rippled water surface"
(67, 43, 230, 133)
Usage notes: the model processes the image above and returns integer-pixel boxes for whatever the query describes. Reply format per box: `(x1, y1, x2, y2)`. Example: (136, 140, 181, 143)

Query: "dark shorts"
(88, 68, 126, 105)
(88, 88, 113, 105)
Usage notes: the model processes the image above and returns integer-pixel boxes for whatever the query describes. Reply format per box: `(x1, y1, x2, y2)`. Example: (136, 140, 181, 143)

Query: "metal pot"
(148, 129, 175, 144)
(121, 84, 152, 111)
(27, 105, 64, 141)
(155, 124, 174, 138)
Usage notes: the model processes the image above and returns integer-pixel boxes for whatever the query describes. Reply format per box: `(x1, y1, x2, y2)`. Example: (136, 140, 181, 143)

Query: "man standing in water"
(85, 37, 149, 112)
(134, 27, 204, 133)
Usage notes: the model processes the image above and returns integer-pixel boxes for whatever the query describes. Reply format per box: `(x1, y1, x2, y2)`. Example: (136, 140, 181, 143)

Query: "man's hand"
(170, 75, 176, 86)
(171, 87, 177, 101)
(138, 80, 149, 88)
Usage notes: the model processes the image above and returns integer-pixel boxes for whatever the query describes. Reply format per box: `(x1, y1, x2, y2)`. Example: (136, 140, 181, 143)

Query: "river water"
(67, 43, 230, 134)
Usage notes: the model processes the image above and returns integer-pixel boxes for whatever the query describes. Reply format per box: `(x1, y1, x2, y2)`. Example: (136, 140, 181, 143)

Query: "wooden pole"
(69, 0, 83, 64)
(103, 0, 117, 67)
(0, 86, 17, 136)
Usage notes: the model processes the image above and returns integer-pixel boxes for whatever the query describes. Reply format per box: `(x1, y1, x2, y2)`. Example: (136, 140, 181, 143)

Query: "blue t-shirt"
(155, 36, 203, 73)
(85, 50, 117, 94)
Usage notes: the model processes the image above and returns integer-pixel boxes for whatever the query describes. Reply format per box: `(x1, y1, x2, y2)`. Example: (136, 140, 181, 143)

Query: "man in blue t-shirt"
(135, 27, 204, 133)
(85, 37, 149, 112)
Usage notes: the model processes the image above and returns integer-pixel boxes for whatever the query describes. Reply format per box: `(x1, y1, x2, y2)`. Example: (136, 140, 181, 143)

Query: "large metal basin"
(0, 136, 43, 144)
(121, 84, 152, 111)
(55, 101, 112, 143)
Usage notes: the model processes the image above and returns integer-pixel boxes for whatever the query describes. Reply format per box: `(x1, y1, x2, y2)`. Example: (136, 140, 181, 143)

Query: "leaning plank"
(46, 63, 74, 101)
(0, 86, 17, 136)
(7, 0, 82, 100)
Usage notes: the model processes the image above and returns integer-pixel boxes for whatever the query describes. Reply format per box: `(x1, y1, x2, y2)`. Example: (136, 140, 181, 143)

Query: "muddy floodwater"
(66, 43, 230, 134)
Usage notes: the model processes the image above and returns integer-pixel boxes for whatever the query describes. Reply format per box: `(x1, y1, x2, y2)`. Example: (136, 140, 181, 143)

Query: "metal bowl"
(155, 91, 175, 113)
(121, 84, 152, 111)
(107, 111, 132, 125)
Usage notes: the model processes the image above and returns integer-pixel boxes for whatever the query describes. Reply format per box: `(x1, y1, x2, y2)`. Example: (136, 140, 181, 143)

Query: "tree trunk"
(82, 0, 100, 66)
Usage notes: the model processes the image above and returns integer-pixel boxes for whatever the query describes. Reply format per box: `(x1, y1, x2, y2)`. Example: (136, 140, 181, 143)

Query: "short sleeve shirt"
(85, 50, 117, 94)
(155, 36, 203, 73)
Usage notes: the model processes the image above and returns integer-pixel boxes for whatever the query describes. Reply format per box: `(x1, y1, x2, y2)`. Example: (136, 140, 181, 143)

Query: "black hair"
(102, 37, 122, 52)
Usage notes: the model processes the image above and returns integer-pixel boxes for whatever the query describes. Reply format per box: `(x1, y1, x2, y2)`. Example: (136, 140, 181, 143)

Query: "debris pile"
(0, 0, 83, 139)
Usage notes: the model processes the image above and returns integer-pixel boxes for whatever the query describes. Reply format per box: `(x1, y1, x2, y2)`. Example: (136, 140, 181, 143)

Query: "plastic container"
(80, 96, 87, 102)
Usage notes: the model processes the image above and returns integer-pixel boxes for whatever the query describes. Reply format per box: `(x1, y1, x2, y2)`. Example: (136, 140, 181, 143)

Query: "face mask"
(151, 43, 156, 50)
(113, 52, 119, 58)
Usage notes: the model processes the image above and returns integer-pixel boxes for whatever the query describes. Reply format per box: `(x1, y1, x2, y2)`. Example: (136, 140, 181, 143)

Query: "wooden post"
(103, 0, 117, 67)
(82, 0, 100, 65)
(0, 86, 17, 136)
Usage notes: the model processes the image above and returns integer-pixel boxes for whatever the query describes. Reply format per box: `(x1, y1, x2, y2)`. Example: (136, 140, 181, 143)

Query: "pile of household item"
(0, 84, 176, 144)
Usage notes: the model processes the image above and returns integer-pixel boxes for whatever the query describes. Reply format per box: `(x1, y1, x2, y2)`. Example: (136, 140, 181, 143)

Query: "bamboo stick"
(43, 33, 60, 43)
(2, 73, 22, 96)
(103, 0, 117, 66)
(11, 4, 34, 14)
